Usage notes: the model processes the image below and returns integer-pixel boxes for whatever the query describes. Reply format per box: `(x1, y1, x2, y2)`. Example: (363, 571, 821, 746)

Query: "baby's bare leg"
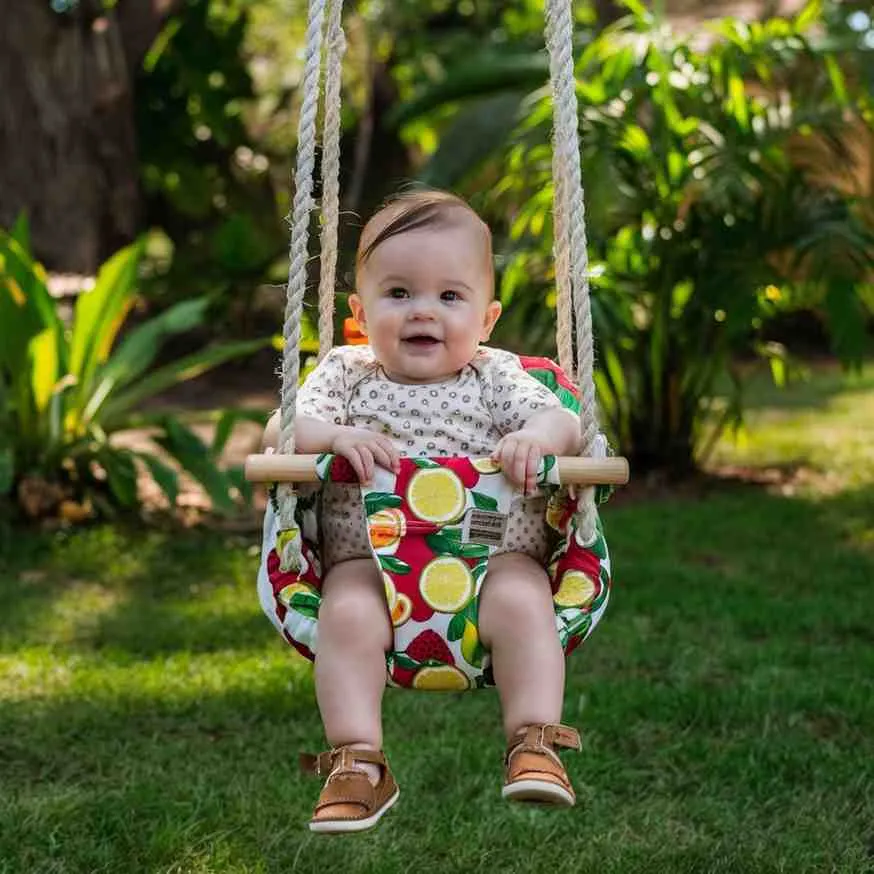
(479, 552, 565, 739)
(314, 558, 392, 750)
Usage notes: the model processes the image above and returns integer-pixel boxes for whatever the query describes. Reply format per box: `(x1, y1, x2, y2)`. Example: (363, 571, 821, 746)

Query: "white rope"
(317, 0, 346, 361)
(552, 147, 575, 380)
(545, 0, 599, 543)
(279, 0, 327, 530)
(279, 0, 600, 546)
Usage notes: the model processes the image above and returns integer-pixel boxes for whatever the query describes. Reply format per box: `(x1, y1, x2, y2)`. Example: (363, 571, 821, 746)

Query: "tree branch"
(116, 0, 185, 77)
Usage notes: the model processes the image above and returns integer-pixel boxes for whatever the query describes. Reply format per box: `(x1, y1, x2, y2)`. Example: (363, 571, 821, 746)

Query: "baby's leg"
(479, 552, 565, 739)
(314, 557, 391, 751)
(310, 558, 394, 826)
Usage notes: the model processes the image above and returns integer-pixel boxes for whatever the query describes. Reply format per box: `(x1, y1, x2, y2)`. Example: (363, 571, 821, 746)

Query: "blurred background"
(1, 0, 873, 517)
(2, 5, 874, 872)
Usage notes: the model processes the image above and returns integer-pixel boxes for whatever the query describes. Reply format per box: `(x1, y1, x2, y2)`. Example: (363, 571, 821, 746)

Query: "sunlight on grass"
(711, 363, 874, 489)
(0, 648, 312, 703)
(2, 363, 873, 873)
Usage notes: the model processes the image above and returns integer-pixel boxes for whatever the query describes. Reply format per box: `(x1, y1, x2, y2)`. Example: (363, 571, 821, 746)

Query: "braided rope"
(552, 157, 575, 380)
(545, 0, 598, 542)
(279, 0, 327, 530)
(317, 0, 346, 361)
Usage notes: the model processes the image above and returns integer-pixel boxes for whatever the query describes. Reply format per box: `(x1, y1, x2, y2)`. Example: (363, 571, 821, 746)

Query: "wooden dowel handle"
(245, 454, 629, 485)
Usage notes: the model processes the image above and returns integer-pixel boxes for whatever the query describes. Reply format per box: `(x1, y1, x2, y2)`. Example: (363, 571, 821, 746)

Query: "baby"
(264, 189, 585, 833)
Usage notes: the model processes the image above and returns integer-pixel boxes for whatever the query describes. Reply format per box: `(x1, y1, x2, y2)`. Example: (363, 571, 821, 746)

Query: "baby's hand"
(332, 428, 400, 484)
(491, 431, 553, 497)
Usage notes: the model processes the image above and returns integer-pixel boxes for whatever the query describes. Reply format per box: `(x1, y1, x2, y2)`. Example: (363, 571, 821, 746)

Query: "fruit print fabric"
(295, 345, 573, 571)
(257, 452, 612, 690)
(256, 353, 613, 690)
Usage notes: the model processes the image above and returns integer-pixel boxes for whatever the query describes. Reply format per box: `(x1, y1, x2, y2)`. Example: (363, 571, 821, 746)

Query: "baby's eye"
(441, 290, 462, 302)
(387, 287, 408, 299)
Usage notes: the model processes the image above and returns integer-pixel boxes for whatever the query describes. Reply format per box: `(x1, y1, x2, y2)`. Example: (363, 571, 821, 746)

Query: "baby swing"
(245, 0, 630, 691)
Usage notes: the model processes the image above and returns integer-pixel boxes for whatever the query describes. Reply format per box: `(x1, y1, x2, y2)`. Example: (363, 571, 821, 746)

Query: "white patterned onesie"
(297, 345, 575, 569)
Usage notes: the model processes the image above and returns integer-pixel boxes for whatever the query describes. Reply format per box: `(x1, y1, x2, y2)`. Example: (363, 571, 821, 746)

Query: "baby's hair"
(356, 189, 494, 292)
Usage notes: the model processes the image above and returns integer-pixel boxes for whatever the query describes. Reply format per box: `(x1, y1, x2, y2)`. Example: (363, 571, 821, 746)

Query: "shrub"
(0, 219, 267, 519)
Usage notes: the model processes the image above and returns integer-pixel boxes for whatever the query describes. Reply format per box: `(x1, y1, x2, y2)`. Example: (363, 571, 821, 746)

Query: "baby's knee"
(480, 553, 554, 638)
(487, 552, 550, 595)
(319, 560, 390, 638)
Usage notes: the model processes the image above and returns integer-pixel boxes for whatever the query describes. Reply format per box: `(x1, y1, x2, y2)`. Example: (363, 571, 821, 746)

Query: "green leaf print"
(447, 611, 467, 642)
(564, 612, 592, 640)
(364, 492, 403, 517)
(590, 534, 608, 561)
(472, 561, 489, 583)
(412, 457, 440, 469)
(289, 592, 321, 613)
(426, 532, 454, 556)
(457, 543, 490, 559)
(378, 555, 411, 575)
(289, 600, 320, 620)
(471, 491, 498, 511)
(393, 652, 420, 670)
(426, 532, 489, 560)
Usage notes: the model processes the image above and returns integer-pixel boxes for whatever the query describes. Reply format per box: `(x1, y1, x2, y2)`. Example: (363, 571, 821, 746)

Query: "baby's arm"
(261, 410, 399, 484)
(492, 407, 580, 496)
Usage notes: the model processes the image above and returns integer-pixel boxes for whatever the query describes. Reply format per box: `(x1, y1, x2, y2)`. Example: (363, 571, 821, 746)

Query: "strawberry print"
(257, 356, 614, 690)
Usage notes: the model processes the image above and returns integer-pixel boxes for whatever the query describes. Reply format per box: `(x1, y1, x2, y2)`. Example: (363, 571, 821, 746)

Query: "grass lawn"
(2, 366, 873, 874)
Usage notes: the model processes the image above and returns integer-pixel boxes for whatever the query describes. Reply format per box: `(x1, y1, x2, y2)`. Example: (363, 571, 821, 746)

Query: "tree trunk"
(0, 0, 180, 274)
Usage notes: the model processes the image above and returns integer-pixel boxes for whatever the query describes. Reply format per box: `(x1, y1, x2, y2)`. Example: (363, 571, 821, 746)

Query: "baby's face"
(350, 219, 501, 384)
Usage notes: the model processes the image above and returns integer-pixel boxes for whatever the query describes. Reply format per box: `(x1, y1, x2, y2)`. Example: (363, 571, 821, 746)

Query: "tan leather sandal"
(502, 723, 581, 806)
(299, 745, 399, 834)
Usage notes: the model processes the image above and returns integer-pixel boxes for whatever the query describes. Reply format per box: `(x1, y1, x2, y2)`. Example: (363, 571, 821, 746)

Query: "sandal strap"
(312, 770, 375, 815)
(505, 723, 581, 762)
(299, 745, 387, 778)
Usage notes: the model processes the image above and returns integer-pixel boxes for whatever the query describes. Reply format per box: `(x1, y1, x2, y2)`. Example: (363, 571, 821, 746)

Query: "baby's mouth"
(402, 335, 441, 346)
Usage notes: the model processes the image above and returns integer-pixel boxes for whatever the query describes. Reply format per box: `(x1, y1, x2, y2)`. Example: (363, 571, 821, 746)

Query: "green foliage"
(137, 0, 287, 327)
(397, 0, 874, 472)
(0, 220, 268, 518)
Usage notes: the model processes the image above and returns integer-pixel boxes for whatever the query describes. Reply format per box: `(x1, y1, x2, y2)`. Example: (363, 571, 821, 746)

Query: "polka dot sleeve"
(482, 348, 564, 435)
(296, 347, 348, 425)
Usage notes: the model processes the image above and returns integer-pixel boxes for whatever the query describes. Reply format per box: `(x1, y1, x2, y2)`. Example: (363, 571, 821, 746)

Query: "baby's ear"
(348, 293, 367, 333)
(480, 300, 502, 341)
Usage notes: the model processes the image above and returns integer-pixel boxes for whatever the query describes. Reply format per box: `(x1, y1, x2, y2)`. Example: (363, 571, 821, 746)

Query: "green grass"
(2, 366, 874, 874)
(710, 362, 874, 489)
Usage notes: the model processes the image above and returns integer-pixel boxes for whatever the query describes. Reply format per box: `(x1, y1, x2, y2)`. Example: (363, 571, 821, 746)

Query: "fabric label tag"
(462, 509, 508, 547)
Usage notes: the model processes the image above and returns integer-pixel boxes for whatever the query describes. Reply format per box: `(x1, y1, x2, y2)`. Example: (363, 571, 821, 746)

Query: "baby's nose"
(410, 299, 437, 319)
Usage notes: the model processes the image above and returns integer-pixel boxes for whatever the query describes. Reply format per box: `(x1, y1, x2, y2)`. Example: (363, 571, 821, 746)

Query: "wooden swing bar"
(244, 453, 630, 486)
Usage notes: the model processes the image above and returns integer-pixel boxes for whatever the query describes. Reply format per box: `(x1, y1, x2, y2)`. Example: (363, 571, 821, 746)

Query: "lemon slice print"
(553, 569, 597, 609)
(471, 457, 502, 474)
(383, 573, 397, 609)
(419, 556, 474, 613)
(368, 507, 406, 550)
(460, 619, 483, 667)
(277, 581, 316, 608)
(412, 664, 471, 691)
(406, 467, 467, 523)
(391, 593, 412, 626)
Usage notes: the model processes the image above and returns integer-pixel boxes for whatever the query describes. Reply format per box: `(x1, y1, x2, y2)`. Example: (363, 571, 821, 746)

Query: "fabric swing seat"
(257, 357, 613, 691)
